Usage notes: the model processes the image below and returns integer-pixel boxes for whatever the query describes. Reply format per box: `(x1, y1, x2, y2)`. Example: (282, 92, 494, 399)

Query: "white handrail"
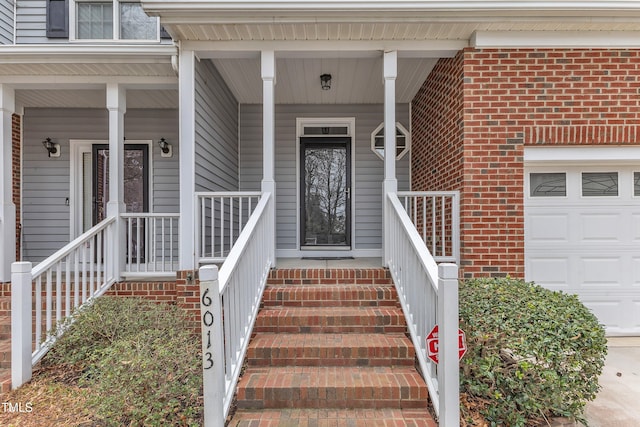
(397, 191, 460, 263)
(199, 192, 274, 419)
(196, 191, 262, 264)
(11, 217, 118, 389)
(386, 192, 460, 426)
(121, 213, 179, 276)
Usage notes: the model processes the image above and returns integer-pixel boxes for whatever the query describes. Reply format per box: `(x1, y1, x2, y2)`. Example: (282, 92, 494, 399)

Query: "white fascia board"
(473, 30, 640, 48)
(0, 76, 178, 88)
(524, 146, 640, 165)
(142, 0, 640, 21)
(184, 40, 467, 58)
(0, 44, 177, 64)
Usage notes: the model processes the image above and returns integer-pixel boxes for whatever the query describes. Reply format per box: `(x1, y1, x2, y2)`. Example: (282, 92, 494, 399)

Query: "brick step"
(236, 366, 428, 410)
(262, 285, 399, 307)
(0, 296, 10, 317)
(0, 340, 10, 369)
(0, 369, 10, 394)
(247, 333, 415, 367)
(228, 408, 436, 427)
(267, 269, 393, 286)
(0, 316, 10, 340)
(254, 307, 407, 334)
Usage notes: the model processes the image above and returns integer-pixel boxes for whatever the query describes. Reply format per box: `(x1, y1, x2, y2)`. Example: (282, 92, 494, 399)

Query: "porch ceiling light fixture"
(42, 137, 60, 158)
(157, 137, 173, 158)
(320, 73, 332, 90)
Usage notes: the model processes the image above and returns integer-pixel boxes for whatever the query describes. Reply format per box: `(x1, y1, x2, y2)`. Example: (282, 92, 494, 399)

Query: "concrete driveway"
(583, 337, 640, 426)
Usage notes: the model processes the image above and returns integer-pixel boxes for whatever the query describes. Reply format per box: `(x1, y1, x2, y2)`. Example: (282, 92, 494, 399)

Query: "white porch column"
(382, 51, 397, 266)
(178, 49, 197, 271)
(106, 83, 126, 280)
(383, 50, 398, 192)
(0, 85, 16, 282)
(261, 50, 276, 267)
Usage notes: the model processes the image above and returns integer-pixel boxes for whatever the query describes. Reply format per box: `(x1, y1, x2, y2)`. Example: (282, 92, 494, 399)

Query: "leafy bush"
(459, 277, 607, 426)
(45, 297, 203, 426)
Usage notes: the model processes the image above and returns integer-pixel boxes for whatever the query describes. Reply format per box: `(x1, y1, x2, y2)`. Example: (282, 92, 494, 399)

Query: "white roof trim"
(185, 40, 466, 58)
(525, 146, 640, 164)
(473, 30, 640, 48)
(0, 45, 177, 64)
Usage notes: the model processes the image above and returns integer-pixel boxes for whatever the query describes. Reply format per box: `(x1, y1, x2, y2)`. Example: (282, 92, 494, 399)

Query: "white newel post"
(179, 49, 197, 270)
(106, 84, 126, 280)
(0, 85, 16, 282)
(382, 51, 398, 266)
(261, 50, 276, 267)
(11, 261, 32, 388)
(199, 265, 225, 427)
(437, 263, 460, 427)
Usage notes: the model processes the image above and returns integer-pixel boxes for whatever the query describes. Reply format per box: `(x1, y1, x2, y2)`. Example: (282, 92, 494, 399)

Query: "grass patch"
(1, 297, 203, 427)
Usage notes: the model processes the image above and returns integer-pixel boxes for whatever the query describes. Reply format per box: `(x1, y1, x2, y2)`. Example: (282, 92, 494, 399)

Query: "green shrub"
(45, 297, 203, 426)
(459, 277, 607, 426)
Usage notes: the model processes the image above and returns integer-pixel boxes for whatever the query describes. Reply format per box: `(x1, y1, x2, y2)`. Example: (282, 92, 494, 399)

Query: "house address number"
(201, 287, 214, 370)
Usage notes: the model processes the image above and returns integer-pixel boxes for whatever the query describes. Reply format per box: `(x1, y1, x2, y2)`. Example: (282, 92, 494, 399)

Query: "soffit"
(212, 56, 437, 104)
(170, 20, 640, 42)
(15, 89, 178, 109)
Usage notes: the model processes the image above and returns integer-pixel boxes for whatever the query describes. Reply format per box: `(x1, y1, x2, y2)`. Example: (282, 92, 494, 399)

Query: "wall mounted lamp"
(320, 73, 332, 90)
(157, 137, 173, 158)
(42, 137, 60, 158)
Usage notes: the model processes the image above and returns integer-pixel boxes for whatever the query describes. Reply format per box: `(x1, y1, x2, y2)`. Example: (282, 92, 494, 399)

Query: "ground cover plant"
(459, 277, 607, 426)
(22, 296, 203, 426)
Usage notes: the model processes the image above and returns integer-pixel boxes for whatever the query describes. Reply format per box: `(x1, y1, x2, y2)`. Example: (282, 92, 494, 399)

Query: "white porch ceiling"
(16, 89, 179, 109)
(212, 57, 438, 104)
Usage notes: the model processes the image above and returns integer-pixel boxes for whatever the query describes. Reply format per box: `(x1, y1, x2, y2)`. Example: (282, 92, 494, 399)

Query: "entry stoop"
(229, 268, 436, 426)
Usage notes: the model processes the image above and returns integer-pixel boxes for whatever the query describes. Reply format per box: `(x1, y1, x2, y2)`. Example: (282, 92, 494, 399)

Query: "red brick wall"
(412, 48, 640, 279)
(411, 51, 465, 193)
(12, 114, 21, 261)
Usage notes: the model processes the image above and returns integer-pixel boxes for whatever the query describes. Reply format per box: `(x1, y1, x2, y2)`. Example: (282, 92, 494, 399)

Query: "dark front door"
(300, 137, 351, 248)
(93, 144, 149, 260)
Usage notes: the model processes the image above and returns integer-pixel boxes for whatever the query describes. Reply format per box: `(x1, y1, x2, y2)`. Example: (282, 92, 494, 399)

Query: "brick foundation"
(412, 48, 640, 279)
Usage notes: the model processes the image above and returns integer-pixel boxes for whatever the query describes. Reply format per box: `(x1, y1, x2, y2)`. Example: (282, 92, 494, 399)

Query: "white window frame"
(370, 121, 410, 161)
(69, 0, 160, 42)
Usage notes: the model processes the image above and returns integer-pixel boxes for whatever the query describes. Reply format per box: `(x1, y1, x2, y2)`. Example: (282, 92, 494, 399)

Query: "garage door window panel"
(582, 172, 618, 197)
(530, 173, 566, 197)
(634, 172, 640, 197)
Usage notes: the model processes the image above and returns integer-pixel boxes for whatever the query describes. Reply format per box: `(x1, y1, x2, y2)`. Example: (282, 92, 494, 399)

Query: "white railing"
(196, 191, 262, 264)
(122, 213, 179, 277)
(11, 217, 117, 389)
(197, 192, 274, 422)
(385, 192, 460, 427)
(398, 191, 460, 263)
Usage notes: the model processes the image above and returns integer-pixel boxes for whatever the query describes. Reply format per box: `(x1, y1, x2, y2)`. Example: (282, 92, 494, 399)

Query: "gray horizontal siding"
(0, 0, 13, 44)
(194, 59, 239, 192)
(16, 0, 48, 44)
(239, 103, 410, 251)
(22, 107, 179, 262)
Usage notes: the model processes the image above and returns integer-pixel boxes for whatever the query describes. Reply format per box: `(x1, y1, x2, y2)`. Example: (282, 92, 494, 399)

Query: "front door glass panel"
(301, 138, 351, 247)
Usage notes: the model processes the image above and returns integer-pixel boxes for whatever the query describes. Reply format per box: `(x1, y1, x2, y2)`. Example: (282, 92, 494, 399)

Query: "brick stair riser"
(267, 269, 393, 287)
(247, 334, 415, 367)
(253, 313, 407, 334)
(229, 409, 436, 427)
(261, 286, 399, 308)
(236, 368, 427, 410)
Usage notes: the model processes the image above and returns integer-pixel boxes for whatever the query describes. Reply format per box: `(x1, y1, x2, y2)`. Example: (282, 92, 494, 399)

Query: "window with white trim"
(371, 122, 410, 160)
(74, 0, 158, 40)
(529, 173, 567, 197)
(582, 172, 618, 197)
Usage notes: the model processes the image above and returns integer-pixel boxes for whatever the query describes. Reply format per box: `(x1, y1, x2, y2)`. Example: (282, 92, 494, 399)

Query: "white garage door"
(525, 156, 640, 336)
